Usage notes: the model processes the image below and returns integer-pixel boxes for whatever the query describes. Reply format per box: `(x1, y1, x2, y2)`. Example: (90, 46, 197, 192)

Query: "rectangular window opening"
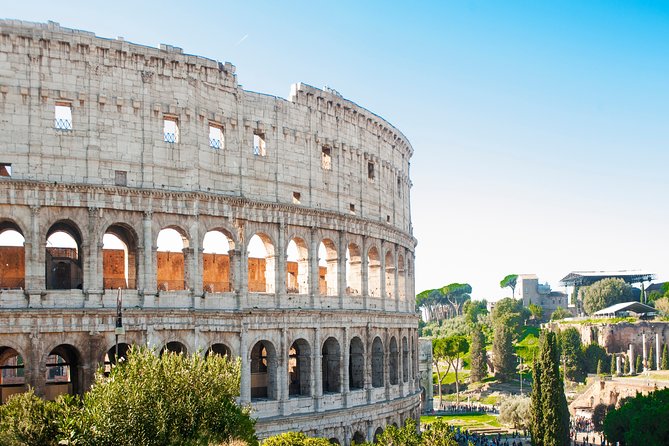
(253, 132, 266, 156)
(321, 146, 332, 170)
(209, 123, 224, 149)
(0, 163, 11, 177)
(397, 177, 402, 196)
(368, 162, 375, 181)
(115, 170, 127, 186)
(54, 102, 72, 131)
(292, 192, 301, 204)
(164, 116, 179, 143)
(387, 215, 391, 223)
(349, 203, 356, 214)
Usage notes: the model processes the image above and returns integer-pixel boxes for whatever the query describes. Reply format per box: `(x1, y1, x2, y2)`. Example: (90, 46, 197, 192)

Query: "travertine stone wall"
(0, 20, 419, 444)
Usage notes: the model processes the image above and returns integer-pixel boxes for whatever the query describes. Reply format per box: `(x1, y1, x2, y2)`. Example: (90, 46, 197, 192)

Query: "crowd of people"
(448, 427, 526, 446)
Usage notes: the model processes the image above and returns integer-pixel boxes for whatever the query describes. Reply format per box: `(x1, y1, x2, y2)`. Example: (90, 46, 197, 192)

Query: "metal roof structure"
(592, 301, 657, 316)
(559, 270, 655, 287)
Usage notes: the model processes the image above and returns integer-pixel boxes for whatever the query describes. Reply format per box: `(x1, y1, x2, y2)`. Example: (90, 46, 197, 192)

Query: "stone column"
(379, 240, 387, 310)
(26, 205, 42, 307)
(309, 228, 319, 305)
(84, 207, 103, 307)
(142, 211, 156, 305)
(275, 223, 286, 304)
(615, 354, 621, 376)
(189, 217, 203, 297)
(313, 327, 323, 411)
(656, 333, 661, 371)
(229, 248, 243, 308)
(383, 329, 390, 401)
(393, 247, 400, 312)
(239, 324, 250, 404)
(361, 237, 369, 309)
(629, 344, 635, 374)
(343, 327, 350, 407)
(642, 333, 648, 371)
(365, 323, 372, 403)
(278, 326, 288, 415)
(337, 230, 347, 308)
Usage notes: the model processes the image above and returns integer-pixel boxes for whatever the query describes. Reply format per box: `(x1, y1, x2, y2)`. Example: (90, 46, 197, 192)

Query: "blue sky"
(4, 1, 668, 300)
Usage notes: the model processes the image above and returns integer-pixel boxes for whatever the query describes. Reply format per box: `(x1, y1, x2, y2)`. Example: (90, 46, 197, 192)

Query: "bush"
(0, 389, 67, 446)
(499, 395, 531, 429)
(262, 432, 332, 445)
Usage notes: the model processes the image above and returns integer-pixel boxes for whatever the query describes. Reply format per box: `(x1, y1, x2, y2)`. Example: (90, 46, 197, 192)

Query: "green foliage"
(596, 359, 602, 375)
(662, 344, 669, 370)
(469, 326, 487, 383)
(604, 388, 669, 445)
(583, 343, 609, 375)
(500, 274, 518, 297)
(261, 432, 331, 446)
(0, 389, 67, 446)
(498, 395, 531, 429)
(635, 354, 642, 373)
(649, 344, 655, 370)
(463, 300, 488, 326)
(531, 331, 570, 446)
(528, 303, 543, 321)
(491, 297, 529, 338)
(550, 307, 571, 321)
(371, 419, 421, 446)
(592, 403, 614, 432)
(492, 324, 515, 381)
(610, 354, 616, 376)
(421, 316, 470, 339)
(655, 297, 669, 315)
(558, 328, 585, 382)
(581, 278, 634, 315)
(419, 419, 459, 446)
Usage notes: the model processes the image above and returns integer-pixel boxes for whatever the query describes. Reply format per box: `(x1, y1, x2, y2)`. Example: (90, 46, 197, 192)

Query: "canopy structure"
(592, 301, 657, 317)
(560, 271, 655, 287)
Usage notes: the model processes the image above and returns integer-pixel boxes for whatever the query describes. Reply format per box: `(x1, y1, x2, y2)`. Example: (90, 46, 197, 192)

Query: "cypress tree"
(649, 344, 655, 370)
(662, 344, 669, 370)
(539, 332, 570, 446)
(596, 359, 602, 376)
(492, 324, 515, 381)
(624, 355, 630, 374)
(469, 325, 487, 383)
(529, 356, 544, 446)
(609, 354, 616, 376)
(635, 355, 642, 374)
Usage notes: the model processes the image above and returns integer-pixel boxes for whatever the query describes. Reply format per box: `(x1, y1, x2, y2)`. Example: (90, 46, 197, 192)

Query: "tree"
(583, 343, 609, 375)
(500, 274, 518, 297)
(492, 324, 515, 381)
(499, 395, 531, 429)
(550, 307, 571, 321)
(596, 359, 602, 376)
(559, 328, 585, 382)
(662, 344, 669, 370)
(592, 403, 614, 432)
(463, 299, 488, 326)
(604, 388, 669, 445)
(530, 331, 570, 446)
(635, 355, 642, 373)
(432, 338, 452, 409)
(655, 297, 669, 315)
(528, 303, 543, 322)
(469, 326, 488, 383)
(442, 335, 469, 404)
(582, 278, 634, 315)
(491, 297, 529, 338)
(649, 344, 655, 370)
(610, 354, 616, 376)
(420, 419, 459, 446)
(370, 419, 421, 446)
(262, 432, 332, 446)
(0, 389, 68, 446)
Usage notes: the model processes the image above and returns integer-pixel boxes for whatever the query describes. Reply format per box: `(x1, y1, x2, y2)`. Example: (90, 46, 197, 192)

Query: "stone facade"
(0, 20, 419, 444)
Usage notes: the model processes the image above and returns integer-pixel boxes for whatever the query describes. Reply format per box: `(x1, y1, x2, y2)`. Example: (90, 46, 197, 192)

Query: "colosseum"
(0, 20, 419, 444)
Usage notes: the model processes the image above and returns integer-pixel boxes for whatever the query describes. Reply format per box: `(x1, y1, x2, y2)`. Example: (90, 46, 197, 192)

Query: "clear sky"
(3, 1, 668, 301)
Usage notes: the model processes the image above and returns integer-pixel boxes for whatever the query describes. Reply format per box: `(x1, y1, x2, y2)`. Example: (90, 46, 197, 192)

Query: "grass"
(515, 326, 540, 362)
(421, 413, 500, 429)
(433, 370, 470, 385)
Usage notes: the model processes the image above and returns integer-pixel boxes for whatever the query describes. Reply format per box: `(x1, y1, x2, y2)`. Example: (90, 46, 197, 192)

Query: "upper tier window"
(209, 124, 224, 149)
(54, 103, 72, 131)
(253, 132, 266, 157)
(164, 117, 179, 143)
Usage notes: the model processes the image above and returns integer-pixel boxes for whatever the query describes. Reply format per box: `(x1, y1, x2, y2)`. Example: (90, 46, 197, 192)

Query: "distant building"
(517, 274, 569, 319)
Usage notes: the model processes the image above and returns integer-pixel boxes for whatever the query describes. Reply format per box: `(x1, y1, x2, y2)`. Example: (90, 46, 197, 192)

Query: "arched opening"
(389, 337, 399, 385)
(46, 221, 83, 290)
(103, 224, 137, 289)
(345, 243, 361, 296)
(402, 337, 409, 383)
(322, 337, 341, 393)
(206, 343, 231, 358)
(319, 239, 338, 296)
(385, 250, 395, 299)
(367, 246, 381, 297)
(374, 427, 384, 443)
(45, 344, 80, 399)
(202, 230, 233, 293)
(371, 337, 384, 388)
(0, 346, 26, 403)
(286, 238, 309, 294)
(160, 341, 187, 356)
(0, 222, 25, 289)
(328, 438, 340, 445)
(103, 343, 131, 375)
(288, 338, 311, 397)
(251, 340, 277, 400)
(349, 337, 364, 390)
(156, 227, 188, 291)
(352, 431, 366, 445)
(247, 234, 275, 293)
(397, 254, 406, 300)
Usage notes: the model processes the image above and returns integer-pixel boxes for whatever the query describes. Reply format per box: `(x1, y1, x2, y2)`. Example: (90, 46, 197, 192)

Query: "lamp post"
(115, 288, 124, 364)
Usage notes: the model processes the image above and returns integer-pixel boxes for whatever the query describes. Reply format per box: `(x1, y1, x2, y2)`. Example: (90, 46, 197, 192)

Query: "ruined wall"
(550, 321, 669, 355)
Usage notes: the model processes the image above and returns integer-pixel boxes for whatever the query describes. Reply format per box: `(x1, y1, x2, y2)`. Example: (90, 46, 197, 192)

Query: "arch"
(328, 438, 340, 445)
(286, 237, 309, 294)
(389, 336, 399, 385)
(402, 337, 409, 383)
(397, 253, 406, 300)
(206, 343, 231, 358)
(345, 243, 362, 296)
(202, 229, 234, 292)
(45, 344, 82, 399)
(0, 221, 25, 289)
(156, 227, 188, 291)
(251, 340, 278, 400)
(103, 223, 138, 289)
(103, 343, 131, 375)
(46, 220, 83, 290)
(322, 337, 341, 393)
(289, 338, 311, 397)
(367, 246, 381, 297)
(352, 431, 366, 445)
(247, 233, 275, 293)
(160, 341, 187, 355)
(371, 336, 384, 388)
(349, 336, 364, 390)
(319, 239, 338, 296)
(374, 427, 384, 443)
(0, 346, 26, 403)
(385, 250, 395, 299)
